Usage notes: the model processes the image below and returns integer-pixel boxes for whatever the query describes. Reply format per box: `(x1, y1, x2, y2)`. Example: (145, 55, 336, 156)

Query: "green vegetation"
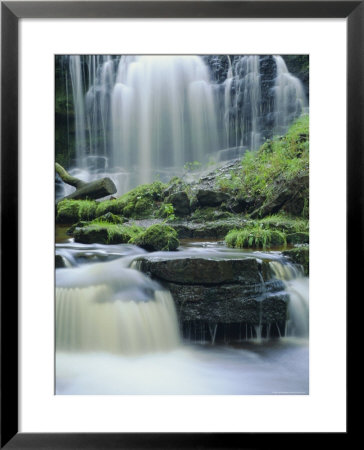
(240, 115, 309, 200)
(215, 115, 309, 218)
(131, 224, 179, 251)
(255, 214, 308, 233)
(158, 203, 176, 222)
(56, 199, 97, 223)
(225, 213, 309, 249)
(191, 207, 233, 222)
(95, 181, 167, 219)
(225, 227, 286, 249)
(74, 222, 143, 245)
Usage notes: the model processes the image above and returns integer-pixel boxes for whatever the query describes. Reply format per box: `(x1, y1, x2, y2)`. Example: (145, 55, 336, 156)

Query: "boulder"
(196, 189, 230, 207)
(167, 191, 190, 216)
(131, 224, 179, 251)
(136, 257, 263, 285)
(136, 255, 288, 326)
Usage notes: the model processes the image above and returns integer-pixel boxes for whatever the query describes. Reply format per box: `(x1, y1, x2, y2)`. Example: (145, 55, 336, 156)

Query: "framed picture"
(1, 1, 356, 447)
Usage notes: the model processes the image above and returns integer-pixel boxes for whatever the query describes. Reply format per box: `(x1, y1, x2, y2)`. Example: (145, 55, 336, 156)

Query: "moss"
(95, 181, 167, 219)
(225, 227, 286, 249)
(56, 199, 97, 223)
(73, 222, 144, 245)
(191, 207, 234, 222)
(93, 212, 126, 224)
(131, 224, 180, 251)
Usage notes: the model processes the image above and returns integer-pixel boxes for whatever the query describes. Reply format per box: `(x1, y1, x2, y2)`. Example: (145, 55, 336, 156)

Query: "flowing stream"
(56, 239, 309, 395)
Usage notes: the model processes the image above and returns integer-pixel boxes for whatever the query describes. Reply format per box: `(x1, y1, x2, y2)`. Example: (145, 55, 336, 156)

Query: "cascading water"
(56, 259, 180, 355)
(62, 55, 308, 195)
(269, 259, 309, 337)
(273, 56, 308, 136)
(55, 242, 309, 394)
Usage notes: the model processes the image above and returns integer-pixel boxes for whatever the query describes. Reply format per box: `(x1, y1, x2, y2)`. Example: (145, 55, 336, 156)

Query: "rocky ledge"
(135, 256, 289, 332)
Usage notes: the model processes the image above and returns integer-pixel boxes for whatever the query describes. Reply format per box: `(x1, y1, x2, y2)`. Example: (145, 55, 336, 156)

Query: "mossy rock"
(131, 224, 179, 251)
(191, 207, 233, 222)
(96, 212, 126, 224)
(95, 181, 166, 219)
(56, 199, 97, 224)
(74, 223, 143, 245)
(282, 247, 309, 276)
(286, 232, 309, 244)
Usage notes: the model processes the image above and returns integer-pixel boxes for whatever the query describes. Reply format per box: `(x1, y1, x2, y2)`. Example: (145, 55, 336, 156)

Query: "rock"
(55, 254, 67, 268)
(74, 223, 143, 245)
(167, 191, 190, 216)
(196, 189, 230, 207)
(286, 232, 309, 244)
(131, 224, 179, 251)
(252, 173, 309, 218)
(167, 282, 288, 324)
(136, 256, 263, 285)
(282, 247, 309, 276)
(136, 254, 288, 325)
(96, 212, 126, 224)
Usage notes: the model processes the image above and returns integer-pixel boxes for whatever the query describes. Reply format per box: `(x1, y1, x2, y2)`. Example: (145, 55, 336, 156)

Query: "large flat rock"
(135, 255, 288, 326)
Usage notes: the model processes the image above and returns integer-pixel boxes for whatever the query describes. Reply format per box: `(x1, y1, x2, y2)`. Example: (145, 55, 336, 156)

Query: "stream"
(56, 236, 309, 395)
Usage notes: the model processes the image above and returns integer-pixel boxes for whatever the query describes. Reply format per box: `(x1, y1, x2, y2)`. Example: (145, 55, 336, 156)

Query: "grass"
(225, 227, 287, 249)
(215, 115, 309, 208)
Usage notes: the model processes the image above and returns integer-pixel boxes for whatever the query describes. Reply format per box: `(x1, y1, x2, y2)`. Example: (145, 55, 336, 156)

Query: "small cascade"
(56, 260, 181, 355)
(269, 259, 309, 338)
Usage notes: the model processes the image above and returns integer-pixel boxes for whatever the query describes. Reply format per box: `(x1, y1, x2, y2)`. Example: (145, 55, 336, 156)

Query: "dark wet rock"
(283, 246, 309, 276)
(286, 232, 309, 245)
(171, 219, 245, 239)
(252, 173, 309, 218)
(196, 189, 231, 207)
(168, 282, 288, 324)
(136, 254, 288, 325)
(136, 256, 263, 285)
(167, 191, 190, 216)
(55, 254, 67, 268)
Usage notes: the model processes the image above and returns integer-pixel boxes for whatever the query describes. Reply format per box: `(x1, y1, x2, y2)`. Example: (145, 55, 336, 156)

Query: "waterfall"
(224, 55, 262, 150)
(270, 259, 309, 338)
(56, 260, 181, 355)
(273, 55, 308, 136)
(64, 54, 308, 194)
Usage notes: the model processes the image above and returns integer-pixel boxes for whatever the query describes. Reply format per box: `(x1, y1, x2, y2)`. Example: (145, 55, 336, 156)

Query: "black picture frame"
(1, 1, 357, 448)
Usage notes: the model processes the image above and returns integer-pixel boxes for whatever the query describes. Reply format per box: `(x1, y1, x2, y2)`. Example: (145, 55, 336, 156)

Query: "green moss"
(73, 222, 144, 245)
(131, 224, 179, 251)
(225, 227, 286, 249)
(95, 181, 167, 219)
(191, 207, 234, 222)
(56, 199, 97, 223)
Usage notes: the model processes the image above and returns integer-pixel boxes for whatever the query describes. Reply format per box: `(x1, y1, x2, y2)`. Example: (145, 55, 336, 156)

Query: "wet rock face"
(196, 189, 231, 207)
(137, 257, 263, 285)
(136, 255, 288, 326)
